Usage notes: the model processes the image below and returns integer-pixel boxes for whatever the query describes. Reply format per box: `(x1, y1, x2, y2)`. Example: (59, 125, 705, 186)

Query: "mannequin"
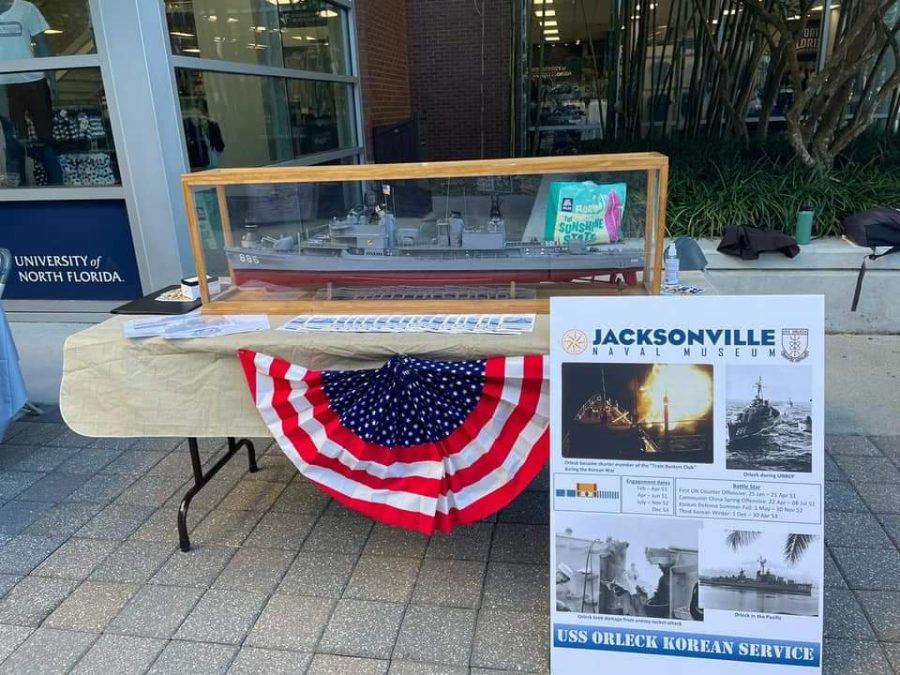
(0, 0, 62, 184)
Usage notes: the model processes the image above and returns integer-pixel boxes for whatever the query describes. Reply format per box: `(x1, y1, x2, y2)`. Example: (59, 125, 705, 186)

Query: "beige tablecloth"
(60, 315, 551, 438)
(61, 273, 716, 438)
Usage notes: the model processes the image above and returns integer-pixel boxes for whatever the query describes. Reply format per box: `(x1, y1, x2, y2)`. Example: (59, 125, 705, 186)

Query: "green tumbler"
(796, 205, 813, 245)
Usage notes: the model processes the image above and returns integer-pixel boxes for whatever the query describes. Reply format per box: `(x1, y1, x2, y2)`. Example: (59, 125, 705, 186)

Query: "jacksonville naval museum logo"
(781, 328, 809, 362)
(561, 329, 588, 355)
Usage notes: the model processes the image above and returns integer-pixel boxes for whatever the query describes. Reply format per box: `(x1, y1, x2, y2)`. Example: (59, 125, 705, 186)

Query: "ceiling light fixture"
(170, 31, 195, 38)
(44, 28, 64, 35)
(542, 19, 558, 26)
(535, 9, 556, 17)
(318, 8, 338, 18)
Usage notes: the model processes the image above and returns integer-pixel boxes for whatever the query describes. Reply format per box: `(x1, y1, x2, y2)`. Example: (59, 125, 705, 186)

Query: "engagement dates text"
(674, 478, 820, 524)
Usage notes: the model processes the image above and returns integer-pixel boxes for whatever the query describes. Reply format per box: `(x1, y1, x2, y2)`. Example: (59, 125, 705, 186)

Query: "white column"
(90, 0, 196, 289)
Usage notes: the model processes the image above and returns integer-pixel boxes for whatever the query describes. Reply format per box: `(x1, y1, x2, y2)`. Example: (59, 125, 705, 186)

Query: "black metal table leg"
(241, 436, 259, 473)
(177, 436, 258, 552)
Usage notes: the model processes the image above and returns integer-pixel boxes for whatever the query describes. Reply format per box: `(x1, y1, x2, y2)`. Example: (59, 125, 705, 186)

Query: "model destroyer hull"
(227, 248, 645, 285)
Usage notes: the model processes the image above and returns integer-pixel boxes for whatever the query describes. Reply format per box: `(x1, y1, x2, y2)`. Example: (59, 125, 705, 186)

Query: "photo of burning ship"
(699, 529, 820, 617)
(555, 516, 703, 621)
(726, 365, 813, 473)
(562, 363, 714, 463)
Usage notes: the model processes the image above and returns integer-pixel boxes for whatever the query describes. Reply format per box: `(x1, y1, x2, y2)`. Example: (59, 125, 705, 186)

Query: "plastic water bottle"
(665, 242, 680, 286)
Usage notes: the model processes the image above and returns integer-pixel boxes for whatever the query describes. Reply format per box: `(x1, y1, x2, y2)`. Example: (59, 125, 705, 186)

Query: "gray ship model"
(227, 196, 643, 286)
(702, 556, 812, 596)
(728, 376, 781, 443)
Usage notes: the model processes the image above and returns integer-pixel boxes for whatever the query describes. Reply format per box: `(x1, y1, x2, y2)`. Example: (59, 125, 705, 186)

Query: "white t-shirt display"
(0, 0, 49, 85)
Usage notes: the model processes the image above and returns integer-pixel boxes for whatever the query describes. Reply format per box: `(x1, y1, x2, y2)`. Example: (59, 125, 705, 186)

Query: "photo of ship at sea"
(562, 363, 714, 463)
(555, 515, 703, 621)
(725, 365, 813, 473)
(699, 529, 821, 617)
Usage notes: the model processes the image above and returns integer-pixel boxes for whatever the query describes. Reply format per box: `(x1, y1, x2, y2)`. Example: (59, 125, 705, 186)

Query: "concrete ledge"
(698, 236, 900, 270)
(694, 237, 899, 334)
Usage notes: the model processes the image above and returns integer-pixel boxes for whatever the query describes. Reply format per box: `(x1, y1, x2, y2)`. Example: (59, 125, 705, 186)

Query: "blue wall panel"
(0, 200, 142, 301)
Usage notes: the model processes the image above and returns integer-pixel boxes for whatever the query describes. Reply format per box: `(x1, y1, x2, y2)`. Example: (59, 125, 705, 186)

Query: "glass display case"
(182, 153, 668, 314)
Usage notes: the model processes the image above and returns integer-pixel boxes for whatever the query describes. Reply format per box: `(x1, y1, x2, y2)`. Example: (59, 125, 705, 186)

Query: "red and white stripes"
(238, 350, 549, 534)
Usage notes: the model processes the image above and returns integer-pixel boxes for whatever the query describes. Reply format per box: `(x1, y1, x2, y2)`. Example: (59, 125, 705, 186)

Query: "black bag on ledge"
(842, 207, 900, 311)
(716, 226, 800, 260)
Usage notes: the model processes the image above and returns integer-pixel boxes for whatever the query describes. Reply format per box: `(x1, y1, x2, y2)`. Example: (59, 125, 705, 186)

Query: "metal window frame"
(170, 55, 357, 84)
(345, 0, 366, 163)
(4, 300, 119, 318)
(268, 145, 363, 167)
(817, 0, 834, 72)
(0, 186, 124, 201)
(0, 54, 102, 74)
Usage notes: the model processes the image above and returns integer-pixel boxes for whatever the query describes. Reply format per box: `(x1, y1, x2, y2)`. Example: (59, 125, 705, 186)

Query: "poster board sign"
(549, 296, 824, 673)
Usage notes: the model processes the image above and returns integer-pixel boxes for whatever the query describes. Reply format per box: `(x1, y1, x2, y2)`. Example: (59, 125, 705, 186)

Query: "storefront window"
(0, 0, 95, 60)
(527, 0, 610, 155)
(286, 77, 353, 155)
(827, 2, 899, 117)
(0, 67, 119, 188)
(175, 67, 354, 170)
(165, 0, 349, 75)
(281, 2, 349, 75)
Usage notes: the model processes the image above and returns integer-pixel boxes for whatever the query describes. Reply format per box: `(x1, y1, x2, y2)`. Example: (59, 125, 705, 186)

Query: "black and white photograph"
(726, 364, 813, 472)
(562, 363, 714, 463)
(555, 515, 703, 621)
(699, 529, 821, 617)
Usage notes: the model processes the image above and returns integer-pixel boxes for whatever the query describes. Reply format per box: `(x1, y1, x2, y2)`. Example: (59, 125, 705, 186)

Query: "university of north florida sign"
(0, 200, 142, 301)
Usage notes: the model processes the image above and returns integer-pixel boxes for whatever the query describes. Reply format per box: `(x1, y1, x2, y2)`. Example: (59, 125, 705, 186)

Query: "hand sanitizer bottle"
(665, 242, 680, 286)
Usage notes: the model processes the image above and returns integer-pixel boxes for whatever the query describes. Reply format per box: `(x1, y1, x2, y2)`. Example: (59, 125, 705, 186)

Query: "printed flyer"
(549, 296, 824, 673)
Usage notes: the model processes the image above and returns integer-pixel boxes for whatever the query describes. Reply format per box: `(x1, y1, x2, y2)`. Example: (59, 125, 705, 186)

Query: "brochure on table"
(549, 296, 824, 674)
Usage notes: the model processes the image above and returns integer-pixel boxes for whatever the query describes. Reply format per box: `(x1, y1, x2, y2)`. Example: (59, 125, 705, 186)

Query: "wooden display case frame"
(182, 153, 669, 315)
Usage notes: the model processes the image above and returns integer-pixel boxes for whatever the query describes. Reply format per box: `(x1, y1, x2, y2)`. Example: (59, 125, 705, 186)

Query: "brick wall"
(404, 0, 513, 161)
(355, 0, 413, 156)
